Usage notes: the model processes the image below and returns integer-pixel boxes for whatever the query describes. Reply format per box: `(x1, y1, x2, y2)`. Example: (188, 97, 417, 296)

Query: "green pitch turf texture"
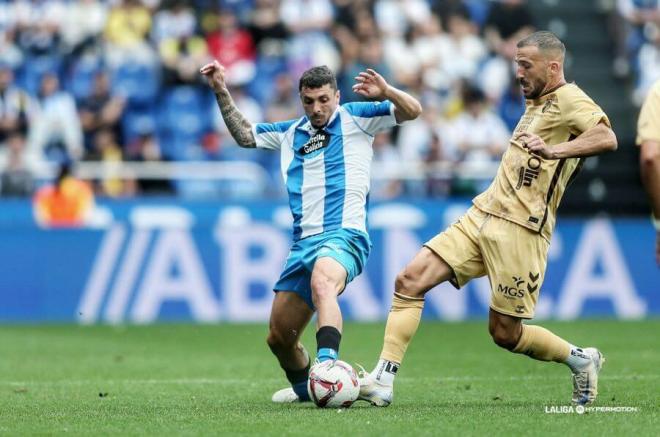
(0, 320, 657, 436)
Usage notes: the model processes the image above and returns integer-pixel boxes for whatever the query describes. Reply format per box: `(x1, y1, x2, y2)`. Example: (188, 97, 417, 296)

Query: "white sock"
(372, 358, 399, 385)
(564, 345, 591, 372)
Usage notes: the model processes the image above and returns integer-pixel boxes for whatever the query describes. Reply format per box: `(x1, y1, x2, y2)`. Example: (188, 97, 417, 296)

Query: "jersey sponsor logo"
(497, 272, 540, 299)
(302, 132, 330, 155)
(516, 156, 542, 189)
(497, 276, 526, 298)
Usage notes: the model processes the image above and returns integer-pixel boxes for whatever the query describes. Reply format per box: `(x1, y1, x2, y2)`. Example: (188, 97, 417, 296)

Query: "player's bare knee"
(311, 285, 335, 308)
(310, 274, 339, 305)
(489, 326, 518, 350)
(266, 328, 295, 353)
(395, 270, 426, 298)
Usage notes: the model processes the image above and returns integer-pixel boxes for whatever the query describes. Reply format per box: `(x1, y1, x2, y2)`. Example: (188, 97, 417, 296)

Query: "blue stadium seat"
(156, 86, 212, 160)
(122, 108, 157, 144)
(248, 56, 288, 104)
(111, 62, 160, 107)
(66, 58, 103, 101)
(16, 55, 61, 95)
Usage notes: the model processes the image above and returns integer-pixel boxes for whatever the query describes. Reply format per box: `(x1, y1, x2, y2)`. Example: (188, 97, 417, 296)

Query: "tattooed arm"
(200, 60, 256, 148)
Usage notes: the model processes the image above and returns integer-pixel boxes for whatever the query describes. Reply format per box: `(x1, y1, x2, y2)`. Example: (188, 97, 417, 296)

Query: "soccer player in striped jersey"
(358, 31, 618, 407)
(200, 61, 421, 403)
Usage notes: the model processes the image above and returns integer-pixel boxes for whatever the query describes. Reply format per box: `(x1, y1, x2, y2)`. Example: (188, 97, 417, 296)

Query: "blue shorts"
(273, 228, 371, 309)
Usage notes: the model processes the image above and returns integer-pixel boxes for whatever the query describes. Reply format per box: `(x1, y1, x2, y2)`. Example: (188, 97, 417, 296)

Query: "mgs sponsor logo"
(497, 272, 540, 300)
(497, 280, 525, 299)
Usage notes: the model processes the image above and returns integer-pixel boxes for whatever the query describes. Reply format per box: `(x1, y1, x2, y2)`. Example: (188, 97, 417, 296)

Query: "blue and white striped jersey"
(252, 100, 398, 241)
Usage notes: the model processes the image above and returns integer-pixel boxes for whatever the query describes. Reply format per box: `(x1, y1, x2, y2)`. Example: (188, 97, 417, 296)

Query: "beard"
(519, 77, 547, 99)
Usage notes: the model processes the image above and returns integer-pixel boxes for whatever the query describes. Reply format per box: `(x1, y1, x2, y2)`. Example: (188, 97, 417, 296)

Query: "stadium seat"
(16, 55, 61, 95)
(122, 108, 157, 144)
(248, 56, 288, 104)
(156, 86, 212, 160)
(66, 56, 103, 101)
(111, 62, 160, 107)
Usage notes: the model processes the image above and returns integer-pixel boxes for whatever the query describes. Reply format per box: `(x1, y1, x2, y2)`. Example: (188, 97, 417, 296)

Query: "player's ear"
(335, 89, 340, 103)
(549, 60, 561, 75)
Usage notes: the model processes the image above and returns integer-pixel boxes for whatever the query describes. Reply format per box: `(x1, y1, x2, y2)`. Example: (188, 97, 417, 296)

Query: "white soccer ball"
(307, 360, 360, 408)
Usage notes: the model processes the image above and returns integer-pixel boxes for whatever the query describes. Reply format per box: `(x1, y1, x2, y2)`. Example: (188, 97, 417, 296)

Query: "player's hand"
(200, 60, 227, 94)
(516, 132, 555, 159)
(352, 69, 389, 99)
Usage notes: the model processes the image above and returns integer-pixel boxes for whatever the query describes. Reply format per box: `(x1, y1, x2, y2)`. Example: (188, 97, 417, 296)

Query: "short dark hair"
(299, 66, 337, 91)
(517, 31, 566, 58)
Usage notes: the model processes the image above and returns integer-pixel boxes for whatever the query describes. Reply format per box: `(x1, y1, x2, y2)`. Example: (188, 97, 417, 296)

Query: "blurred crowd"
(0, 0, 539, 199)
(612, 0, 660, 105)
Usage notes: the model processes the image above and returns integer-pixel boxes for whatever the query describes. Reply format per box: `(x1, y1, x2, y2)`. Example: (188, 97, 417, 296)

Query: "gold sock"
(380, 292, 425, 364)
(512, 324, 571, 362)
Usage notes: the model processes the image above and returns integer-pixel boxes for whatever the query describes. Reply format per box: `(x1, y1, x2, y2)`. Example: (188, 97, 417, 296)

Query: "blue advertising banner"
(0, 199, 657, 323)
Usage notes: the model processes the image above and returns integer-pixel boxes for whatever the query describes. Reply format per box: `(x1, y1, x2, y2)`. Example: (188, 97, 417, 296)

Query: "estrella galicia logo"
(302, 131, 330, 155)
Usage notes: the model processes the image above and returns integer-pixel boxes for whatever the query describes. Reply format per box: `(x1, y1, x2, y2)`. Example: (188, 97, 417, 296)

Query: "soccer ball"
(307, 360, 360, 408)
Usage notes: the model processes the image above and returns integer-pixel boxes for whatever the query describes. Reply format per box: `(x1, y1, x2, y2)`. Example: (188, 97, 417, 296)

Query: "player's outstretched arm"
(516, 123, 617, 160)
(352, 69, 422, 123)
(200, 60, 256, 148)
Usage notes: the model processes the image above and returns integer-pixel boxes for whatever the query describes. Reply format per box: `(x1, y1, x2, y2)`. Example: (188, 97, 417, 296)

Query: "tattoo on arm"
(215, 91, 256, 148)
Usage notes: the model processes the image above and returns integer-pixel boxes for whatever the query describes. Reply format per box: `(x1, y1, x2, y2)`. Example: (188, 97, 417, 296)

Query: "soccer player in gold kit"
(637, 79, 660, 265)
(359, 31, 618, 407)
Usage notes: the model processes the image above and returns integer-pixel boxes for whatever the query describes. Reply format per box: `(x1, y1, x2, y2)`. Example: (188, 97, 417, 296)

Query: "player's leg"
(310, 256, 347, 363)
(483, 217, 604, 405)
(361, 208, 486, 406)
(380, 247, 454, 369)
(268, 291, 314, 403)
(489, 308, 604, 405)
(308, 229, 370, 364)
(359, 248, 454, 406)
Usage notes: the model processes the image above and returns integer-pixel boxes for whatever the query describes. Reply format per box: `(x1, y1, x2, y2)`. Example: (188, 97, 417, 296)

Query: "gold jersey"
(637, 79, 660, 145)
(473, 83, 610, 241)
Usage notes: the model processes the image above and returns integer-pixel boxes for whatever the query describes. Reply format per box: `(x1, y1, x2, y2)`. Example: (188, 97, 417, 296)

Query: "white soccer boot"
(571, 347, 605, 405)
(272, 352, 315, 403)
(271, 387, 300, 403)
(356, 365, 393, 407)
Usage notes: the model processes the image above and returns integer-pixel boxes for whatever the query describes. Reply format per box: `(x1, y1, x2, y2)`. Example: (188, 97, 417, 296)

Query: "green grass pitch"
(0, 320, 657, 435)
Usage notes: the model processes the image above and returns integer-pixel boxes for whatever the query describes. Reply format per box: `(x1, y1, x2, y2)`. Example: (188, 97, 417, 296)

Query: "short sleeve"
(343, 100, 398, 135)
(560, 88, 610, 137)
(252, 119, 297, 150)
(637, 80, 660, 145)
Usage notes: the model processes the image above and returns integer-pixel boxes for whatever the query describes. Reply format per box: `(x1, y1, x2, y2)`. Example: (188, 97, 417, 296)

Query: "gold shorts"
(425, 206, 550, 319)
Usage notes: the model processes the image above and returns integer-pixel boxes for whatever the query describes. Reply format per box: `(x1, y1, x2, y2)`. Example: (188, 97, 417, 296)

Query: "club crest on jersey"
(541, 97, 555, 113)
(302, 132, 330, 155)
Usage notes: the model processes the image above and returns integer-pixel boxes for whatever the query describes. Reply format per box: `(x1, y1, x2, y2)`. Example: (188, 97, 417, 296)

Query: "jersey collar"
(528, 82, 570, 105)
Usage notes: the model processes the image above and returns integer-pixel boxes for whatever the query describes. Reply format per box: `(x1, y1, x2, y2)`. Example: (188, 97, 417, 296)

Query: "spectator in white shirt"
(448, 85, 509, 167)
(27, 72, 83, 164)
